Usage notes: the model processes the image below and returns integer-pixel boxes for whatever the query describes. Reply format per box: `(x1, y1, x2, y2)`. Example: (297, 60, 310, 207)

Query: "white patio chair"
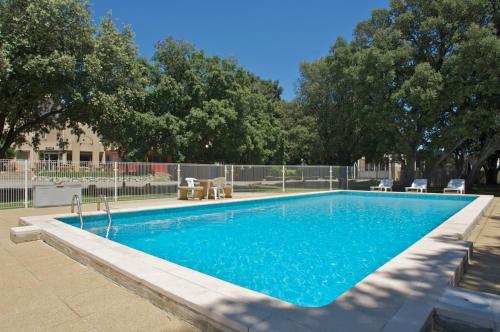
(443, 179, 465, 194)
(185, 177, 199, 198)
(210, 177, 226, 200)
(405, 179, 428, 193)
(185, 177, 197, 187)
(370, 179, 393, 192)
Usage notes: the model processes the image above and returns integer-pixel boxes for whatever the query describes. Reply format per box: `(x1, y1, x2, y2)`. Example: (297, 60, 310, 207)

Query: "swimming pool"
(58, 191, 476, 307)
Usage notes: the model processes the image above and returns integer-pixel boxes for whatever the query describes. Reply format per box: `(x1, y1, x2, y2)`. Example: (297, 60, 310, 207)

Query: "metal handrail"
(100, 195, 113, 239)
(96, 194, 104, 211)
(70, 194, 84, 229)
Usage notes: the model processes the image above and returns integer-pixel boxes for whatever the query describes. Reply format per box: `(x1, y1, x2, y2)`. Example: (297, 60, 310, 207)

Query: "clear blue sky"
(91, 1, 389, 100)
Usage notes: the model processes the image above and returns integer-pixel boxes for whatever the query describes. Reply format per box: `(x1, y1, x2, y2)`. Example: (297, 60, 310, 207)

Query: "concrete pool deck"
(0, 193, 277, 331)
(2, 192, 499, 331)
(461, 197, 500, 295)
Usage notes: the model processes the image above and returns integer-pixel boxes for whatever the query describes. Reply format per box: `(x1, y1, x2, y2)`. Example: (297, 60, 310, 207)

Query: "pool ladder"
(97, 194, 113, 239)
(70, 194, 84, 229)
(71, 194, 113, 238)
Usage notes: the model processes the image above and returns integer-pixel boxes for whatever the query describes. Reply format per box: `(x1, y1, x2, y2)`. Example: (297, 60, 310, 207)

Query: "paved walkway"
(1, 194, 499, 331)
(0, 192, 282, 331)
(0, 199, 205, 331)
(460, 197, 500, 295)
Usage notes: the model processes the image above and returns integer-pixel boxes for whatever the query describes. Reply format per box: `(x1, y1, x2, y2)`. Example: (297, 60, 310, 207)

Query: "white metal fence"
(0, 160, 360, 209)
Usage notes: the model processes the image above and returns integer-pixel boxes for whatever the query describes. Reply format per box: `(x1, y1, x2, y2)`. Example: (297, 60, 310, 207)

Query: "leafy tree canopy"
(2, 0, 498, 189)
(0, 0, 285, 165)
(296, 0, 500, 187)
(1, 0, 92, 156)
(100, 37, 286, 164)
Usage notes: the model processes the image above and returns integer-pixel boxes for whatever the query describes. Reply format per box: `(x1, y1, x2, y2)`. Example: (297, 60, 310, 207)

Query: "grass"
(0, 202, 26, 209)
(34, 170, 172, 180)
(0, 193, 178, 210)
(36, 170, 114, 178)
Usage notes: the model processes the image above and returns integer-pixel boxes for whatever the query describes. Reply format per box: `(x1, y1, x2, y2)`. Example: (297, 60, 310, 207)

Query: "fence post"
(329, 166, 332, 191)
(24, 160, 28, 208)
(389, 158, 392, 180)
(346, 166, 349, 190)
(282, 165, 285, 192)
(177, 164, 181, 197)
(231, 165, 234, 189)
(113, 162, 118, 202)
(224, 165, 227, 185)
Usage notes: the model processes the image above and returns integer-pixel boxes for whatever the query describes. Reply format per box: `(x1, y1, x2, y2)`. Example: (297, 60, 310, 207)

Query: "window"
(39, 152, 60, 162)
(80, 152, 92, 163)
(365, 161, 389, 172)
(15, 151, 29, 160)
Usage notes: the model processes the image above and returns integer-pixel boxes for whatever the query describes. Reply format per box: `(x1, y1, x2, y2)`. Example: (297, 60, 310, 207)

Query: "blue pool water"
(58, 192, 476, 307)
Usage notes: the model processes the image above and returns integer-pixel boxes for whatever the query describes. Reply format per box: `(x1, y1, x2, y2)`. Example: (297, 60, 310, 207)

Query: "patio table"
(197, 179, 216, 199)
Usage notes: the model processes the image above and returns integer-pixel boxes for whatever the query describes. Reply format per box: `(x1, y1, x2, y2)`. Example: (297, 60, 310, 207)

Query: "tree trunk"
(465, 135, 500, 190)
(485, 151, 500, 185)
(0, 142, 13, 159)
(425, 138, 466, 179)
(400, 155, 416, 187)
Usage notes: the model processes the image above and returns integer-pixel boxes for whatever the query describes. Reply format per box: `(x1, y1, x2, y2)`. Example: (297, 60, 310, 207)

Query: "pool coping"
(16, 190, 494, 332)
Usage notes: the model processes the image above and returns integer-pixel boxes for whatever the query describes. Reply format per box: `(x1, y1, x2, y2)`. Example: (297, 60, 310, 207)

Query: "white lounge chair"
(405, 179, 428, 193)
(443, 179, 465, 194)
(370, 179, 393, 192)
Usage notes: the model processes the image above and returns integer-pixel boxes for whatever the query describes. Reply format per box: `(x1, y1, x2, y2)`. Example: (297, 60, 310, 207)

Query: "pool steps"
(10, 225, 41, 243)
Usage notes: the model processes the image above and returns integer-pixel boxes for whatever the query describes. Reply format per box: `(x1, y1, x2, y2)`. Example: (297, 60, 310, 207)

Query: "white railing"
(0, 160, 358, 209)
(0, 159, 28, 209)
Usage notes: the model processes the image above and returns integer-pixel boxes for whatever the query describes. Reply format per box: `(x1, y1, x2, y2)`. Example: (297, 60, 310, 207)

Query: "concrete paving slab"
(460, 197, 500, 296)
(0, 198, 202, 332)
(1, 193, 498, 332)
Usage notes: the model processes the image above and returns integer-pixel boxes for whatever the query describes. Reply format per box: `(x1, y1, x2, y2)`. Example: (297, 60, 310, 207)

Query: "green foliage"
(296, 0, 500, 185)
(297, 39, 363, 165)
(86, 16, 152, 160)
(128, 37, 286, 164)
(282, 102, 321, 164)
(0, 1, 284, 164)
(2, 0, 498, 184)
(0, 0, 95, 157)
(0, 0, 148, 160)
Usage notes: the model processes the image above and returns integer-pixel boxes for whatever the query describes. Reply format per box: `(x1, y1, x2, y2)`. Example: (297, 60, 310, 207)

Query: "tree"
(297, 0, 499, 188)
(353, 0, 497, 185)
(138, 38, 285, 163)
(298, 38, 375, 165)
(444, 23, 500, 187)
(281, 101, 321, 164)
(0, 0, 146, 159)
(0, 0, 94, 157)
(86, 17, 154, 160)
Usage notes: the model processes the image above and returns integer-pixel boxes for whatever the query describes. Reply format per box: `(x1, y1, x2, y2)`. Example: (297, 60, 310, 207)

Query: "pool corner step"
(10, 225, 42, 243)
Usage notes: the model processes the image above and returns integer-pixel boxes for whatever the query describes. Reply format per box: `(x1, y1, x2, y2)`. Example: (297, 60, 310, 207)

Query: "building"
(14, 125, 106, 164)
(356, 157, 401, 180)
